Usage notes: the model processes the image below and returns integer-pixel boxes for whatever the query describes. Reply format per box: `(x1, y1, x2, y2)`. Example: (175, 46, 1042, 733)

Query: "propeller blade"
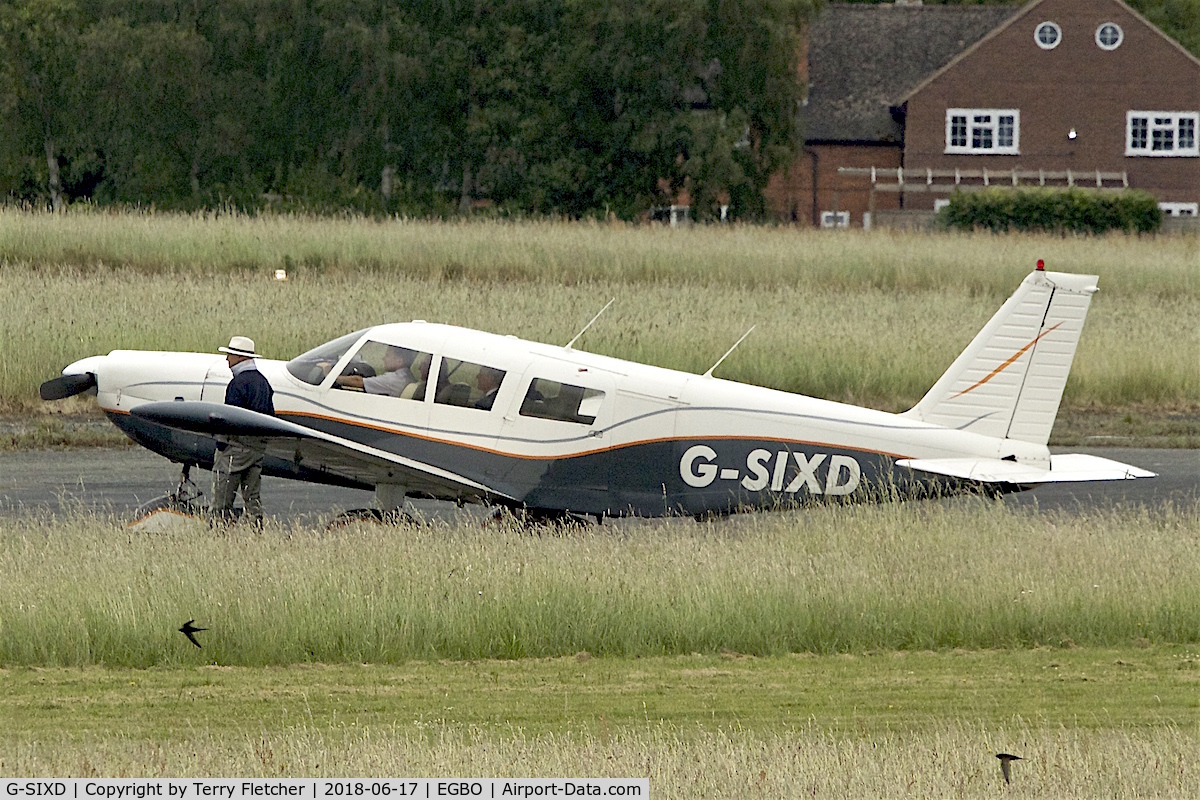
(40, 373, 97, 401)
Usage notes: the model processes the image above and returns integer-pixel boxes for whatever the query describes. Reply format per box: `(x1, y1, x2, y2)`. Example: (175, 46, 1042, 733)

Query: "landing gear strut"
(130, 463, 207, 522)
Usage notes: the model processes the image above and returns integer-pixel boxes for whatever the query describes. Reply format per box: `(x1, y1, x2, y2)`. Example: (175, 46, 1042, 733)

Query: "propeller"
(40, 373, 97, 401)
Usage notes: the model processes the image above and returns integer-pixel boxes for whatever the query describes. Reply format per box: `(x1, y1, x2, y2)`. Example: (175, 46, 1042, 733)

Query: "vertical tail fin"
(903, 269, 1099, 446)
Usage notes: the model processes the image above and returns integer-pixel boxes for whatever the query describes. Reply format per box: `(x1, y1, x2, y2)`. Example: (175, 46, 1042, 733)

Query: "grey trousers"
(211, 439, 266, 522)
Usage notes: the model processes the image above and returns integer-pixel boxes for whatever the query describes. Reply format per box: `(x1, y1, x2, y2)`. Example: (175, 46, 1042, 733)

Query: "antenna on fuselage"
(703, 326, 756, 378)
(564, 298, 615, 350)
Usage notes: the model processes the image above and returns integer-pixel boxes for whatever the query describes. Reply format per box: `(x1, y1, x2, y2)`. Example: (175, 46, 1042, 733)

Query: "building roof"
(896, 0, 1200, 105)
(804, 2, 1018, 144)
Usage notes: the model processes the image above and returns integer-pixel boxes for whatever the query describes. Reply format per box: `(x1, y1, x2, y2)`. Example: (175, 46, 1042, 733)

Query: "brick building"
(766, 0, 1200, 227)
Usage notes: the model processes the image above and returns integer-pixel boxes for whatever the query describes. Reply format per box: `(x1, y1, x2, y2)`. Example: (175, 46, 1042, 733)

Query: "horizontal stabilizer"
(897, 453, 1155, 485)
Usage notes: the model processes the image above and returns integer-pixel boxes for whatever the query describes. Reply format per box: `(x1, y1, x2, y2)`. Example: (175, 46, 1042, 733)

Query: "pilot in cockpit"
(335, 345, 416, 396)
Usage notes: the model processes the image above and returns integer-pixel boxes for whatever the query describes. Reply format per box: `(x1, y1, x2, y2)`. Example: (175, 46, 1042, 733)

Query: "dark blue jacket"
(226, 365, 275, 416)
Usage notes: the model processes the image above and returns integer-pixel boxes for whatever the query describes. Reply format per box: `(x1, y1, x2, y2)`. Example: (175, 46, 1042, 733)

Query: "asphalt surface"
(0, 447, 1196, 526)
(0, 448, 375, 526)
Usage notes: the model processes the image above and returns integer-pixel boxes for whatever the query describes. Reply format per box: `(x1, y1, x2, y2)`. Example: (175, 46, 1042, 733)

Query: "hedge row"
(939, 188, 1162, 234)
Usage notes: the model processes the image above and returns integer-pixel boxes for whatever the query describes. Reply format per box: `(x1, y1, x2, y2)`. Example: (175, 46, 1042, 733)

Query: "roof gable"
(898, 0, 1200, 105)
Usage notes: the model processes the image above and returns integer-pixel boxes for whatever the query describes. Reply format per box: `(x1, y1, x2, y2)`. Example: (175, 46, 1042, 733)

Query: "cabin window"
(945, 109, 1019, 155)
(520, 379, 605, 425)
(286, 330, 367, 385)
(1126, 112, 1199, 156)
(332, 341, 433, 400)
(1159, 202, 1198, 217)
(434, 358, 506, 409)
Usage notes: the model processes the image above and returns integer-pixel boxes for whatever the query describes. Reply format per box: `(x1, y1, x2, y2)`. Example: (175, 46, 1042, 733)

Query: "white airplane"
(41, 264, 1152, 520)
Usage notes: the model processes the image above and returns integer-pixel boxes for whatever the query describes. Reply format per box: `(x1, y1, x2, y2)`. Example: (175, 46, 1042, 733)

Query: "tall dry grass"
(3, 501, 1199, 667)
(3, 265, 1196, 413)
(2, 208, 1198, 295)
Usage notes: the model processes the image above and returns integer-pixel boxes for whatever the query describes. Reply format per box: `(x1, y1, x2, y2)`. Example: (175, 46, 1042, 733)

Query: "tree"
(77, 19, 222, 203)
(0, 0, 820, 216)
(0, 0, 84, 209)
(534, 0, 811, 219)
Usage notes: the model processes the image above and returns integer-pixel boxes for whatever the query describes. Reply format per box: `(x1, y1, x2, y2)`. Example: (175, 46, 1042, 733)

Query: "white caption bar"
(1, 781, 648, 800)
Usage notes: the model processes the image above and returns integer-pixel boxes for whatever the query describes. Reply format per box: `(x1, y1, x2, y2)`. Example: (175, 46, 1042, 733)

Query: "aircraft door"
(498, 364, 616, 514)
(422, 352, 515, 487)
(200, 358, 231, 402)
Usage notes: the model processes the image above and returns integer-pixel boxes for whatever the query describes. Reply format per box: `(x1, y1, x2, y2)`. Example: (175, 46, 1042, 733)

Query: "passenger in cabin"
(393, 352, 433, 401)
(411, 353, 432, 387)
(474, 366, 505, 410)
(335, 345, 416, 396)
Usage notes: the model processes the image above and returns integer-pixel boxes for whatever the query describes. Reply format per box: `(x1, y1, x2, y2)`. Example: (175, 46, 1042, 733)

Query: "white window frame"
(820, 211, 849, 229)
(945, 109, 1020, 155)
(1034, 21, 1061, 50)
(1095, 22, 1123, 50)
(1159, 202, 1198, 217)
(1126, 111, 1200, 157)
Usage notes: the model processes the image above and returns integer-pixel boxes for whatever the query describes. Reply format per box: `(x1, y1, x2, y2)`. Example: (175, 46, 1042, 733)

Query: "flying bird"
(996, 753, 1023, 784)
(178, 619, 206, 648)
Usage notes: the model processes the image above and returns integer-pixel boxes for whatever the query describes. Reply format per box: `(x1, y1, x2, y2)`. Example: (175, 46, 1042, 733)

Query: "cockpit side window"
(434, 358, 506, 410)
(333, 341, 433, 400)
(520, 378, 604, 424)
(285, 330, 367, 385)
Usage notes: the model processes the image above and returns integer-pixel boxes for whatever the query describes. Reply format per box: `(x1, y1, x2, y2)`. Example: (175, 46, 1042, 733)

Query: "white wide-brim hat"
(218, 335, 258, 358)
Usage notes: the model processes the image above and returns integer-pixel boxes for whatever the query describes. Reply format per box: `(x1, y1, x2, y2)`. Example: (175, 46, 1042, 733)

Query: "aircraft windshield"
(286, 330, 368, 385)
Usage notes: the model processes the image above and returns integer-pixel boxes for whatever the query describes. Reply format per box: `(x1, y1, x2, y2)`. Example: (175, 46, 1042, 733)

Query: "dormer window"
(1096, 22, 1123, 50)
(1035, 21, 1061, 49)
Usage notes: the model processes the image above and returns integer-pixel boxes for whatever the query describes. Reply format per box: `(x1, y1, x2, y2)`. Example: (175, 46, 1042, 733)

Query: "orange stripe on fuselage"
(949, 321, 1063, 400)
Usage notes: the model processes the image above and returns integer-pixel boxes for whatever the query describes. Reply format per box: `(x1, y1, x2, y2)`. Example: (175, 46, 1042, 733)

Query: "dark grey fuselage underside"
(109, 410, 989, 518)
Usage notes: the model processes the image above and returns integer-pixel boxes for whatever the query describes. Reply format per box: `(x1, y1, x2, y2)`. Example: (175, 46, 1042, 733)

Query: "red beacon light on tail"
(1036, 259, 1045, 271)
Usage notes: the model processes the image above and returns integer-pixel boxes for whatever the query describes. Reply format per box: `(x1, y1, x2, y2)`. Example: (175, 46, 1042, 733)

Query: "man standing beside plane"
(213, 335, 275, 527)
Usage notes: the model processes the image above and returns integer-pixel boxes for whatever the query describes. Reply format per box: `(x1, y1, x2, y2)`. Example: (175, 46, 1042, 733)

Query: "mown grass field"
(1, 209, 1198, 420)
(3, 649, 1200, 796)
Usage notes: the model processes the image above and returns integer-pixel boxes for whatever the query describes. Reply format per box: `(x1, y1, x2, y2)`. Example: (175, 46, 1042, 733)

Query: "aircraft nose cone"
(63, 354, 109, 377)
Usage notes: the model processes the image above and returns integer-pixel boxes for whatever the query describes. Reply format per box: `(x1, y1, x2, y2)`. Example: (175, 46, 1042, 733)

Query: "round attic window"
(1035, 21, 1062, 49)
(1096, 22, 1123, 50)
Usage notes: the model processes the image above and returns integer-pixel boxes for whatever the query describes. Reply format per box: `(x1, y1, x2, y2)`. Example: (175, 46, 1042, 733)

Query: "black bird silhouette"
(178, 619, 206, 648)
(996, 753, 1023, 784)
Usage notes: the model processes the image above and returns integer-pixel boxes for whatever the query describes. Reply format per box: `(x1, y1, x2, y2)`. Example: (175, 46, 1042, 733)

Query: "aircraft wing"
(896, 454, 1155, 485)
(131, 401, 508, 502)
